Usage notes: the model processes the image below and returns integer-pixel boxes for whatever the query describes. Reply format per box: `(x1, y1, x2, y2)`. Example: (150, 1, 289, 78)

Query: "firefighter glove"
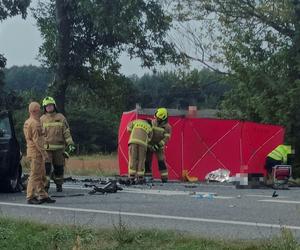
(67, 144, 76, 154)
(63, 151, 70, 159)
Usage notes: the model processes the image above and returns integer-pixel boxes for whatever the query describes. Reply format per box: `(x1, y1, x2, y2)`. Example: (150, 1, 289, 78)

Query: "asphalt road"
(0, 180, 300, 240)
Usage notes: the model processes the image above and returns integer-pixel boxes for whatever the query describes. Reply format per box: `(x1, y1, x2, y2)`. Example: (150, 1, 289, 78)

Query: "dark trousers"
(145, 149, 168, 178)
(265, 157, 282, 174)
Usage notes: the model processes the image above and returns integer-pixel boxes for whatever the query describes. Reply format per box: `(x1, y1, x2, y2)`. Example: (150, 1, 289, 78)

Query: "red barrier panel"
(118, 111, 285, 180)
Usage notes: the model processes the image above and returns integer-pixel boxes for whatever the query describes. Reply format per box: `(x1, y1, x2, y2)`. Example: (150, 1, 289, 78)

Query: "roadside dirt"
(22, 156, 119, 176)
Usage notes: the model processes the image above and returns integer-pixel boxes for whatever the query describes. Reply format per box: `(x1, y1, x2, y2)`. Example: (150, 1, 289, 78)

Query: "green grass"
(64, 167, 119, 177)
(21, 153, 119, 177)
(0, 217, 299, 250)
(71, 153, 117, 161)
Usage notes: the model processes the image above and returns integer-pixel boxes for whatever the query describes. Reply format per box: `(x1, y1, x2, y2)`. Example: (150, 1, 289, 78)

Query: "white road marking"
(259, 199, 300, 204)
(62, 185, 234, 199)
(246, 195, 287, 198)
(0, 201, 299, 230)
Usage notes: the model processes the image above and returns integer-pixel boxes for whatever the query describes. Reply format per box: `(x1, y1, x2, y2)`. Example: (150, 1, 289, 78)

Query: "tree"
(0, 0, 31, 105)
(173, 1, 300, 171)
(4, 65, 53, 92)
(65, 73, 136, 152)
(132, 69, 230, 109)
(34, 0, 185, 113)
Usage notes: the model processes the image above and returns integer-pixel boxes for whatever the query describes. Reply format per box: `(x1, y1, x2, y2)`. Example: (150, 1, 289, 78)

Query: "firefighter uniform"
(145, 108, 171, 182)
(41, 97, 74, 192)
(127, 119, 153, 182)
(24, 102, 50, 204)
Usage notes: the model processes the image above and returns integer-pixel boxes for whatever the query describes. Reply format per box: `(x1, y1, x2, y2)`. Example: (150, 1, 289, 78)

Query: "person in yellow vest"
(145, 108, 171, 183)
(23, 102, 56, 204)
(127, 119, 153, 184)
(265, 144, 293, 178)
(40, 96, 75, 192)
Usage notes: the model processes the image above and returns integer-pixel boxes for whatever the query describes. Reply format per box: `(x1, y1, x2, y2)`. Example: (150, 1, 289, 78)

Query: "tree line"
(3, 65, 229, 153)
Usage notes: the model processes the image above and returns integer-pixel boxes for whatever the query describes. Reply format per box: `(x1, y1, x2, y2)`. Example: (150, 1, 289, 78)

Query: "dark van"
(0, 110, 22, 192)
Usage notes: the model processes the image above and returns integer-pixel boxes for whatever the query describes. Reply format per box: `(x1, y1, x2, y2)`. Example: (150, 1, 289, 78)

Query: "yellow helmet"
(42, 96, 56, 107)
(155, 108, 168, 121)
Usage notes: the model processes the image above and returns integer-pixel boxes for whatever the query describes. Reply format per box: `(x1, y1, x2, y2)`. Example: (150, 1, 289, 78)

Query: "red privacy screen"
(118, 110, 284, 180)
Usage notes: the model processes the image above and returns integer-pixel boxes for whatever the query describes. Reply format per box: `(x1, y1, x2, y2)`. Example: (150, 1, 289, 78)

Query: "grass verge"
(64, 167, 118, 177)
(0, 217, 299, 250)
(70, 153, 117, 161)
(21, 153, 119, 177)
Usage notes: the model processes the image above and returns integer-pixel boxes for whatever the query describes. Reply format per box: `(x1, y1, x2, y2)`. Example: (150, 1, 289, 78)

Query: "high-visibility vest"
(127, 119, 152, 147)
(268, 145, 292, 164)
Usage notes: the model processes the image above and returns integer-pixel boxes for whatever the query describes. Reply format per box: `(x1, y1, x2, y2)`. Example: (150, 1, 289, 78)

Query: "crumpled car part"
(205, 168, 230, 182)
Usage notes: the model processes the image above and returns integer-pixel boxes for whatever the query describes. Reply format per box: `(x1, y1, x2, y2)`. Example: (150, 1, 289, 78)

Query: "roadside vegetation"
(0, 217, 299, 250)
(21, 154, 119, 177)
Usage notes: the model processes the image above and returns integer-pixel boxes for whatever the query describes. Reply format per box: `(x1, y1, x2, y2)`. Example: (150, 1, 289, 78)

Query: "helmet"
(155, 108, 168, 121)
(42, 96, 56, 107)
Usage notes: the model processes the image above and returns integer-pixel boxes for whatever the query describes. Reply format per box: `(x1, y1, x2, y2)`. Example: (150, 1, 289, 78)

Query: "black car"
(0, 110, 22, 192)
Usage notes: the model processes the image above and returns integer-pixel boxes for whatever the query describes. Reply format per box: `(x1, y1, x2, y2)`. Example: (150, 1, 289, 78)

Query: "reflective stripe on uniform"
(45, 144, 64, 150)
(164, 133, 171, 138)
(129, 139, 147, 147)
(161, 171, 168, 176)
(43, 122, 64, 128)
(133, 121, 152, 134)
(268, 149, 283, 161)
(268, 145, 292, 164)
(66, 136, 73, 145)
(137, 171, 144, 176)
(129, 168, 136, 175)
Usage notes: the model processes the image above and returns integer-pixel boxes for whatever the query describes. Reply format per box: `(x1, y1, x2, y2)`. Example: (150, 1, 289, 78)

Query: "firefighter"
(127, 119, 153, 184)
(145, 108, 171, 183)
(23, 102, 56, 204)
(41, 96, 75, 192)
(265, 144, 293, 181)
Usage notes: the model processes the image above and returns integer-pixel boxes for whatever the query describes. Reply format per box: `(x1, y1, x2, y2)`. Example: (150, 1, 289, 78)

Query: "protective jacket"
(149, 119, 171, 148)
(268, 145, 292, 164)
(127, 119, 152, 147)
(40, 112, 74, 150)
(23, 117, 45, 158)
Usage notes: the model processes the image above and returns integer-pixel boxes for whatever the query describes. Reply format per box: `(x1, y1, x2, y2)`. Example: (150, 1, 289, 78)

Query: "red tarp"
(118, 110, 285, 180)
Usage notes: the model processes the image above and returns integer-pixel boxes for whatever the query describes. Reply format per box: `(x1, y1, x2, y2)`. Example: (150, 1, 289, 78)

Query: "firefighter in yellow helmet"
(40, 97, 75, 192)
(127, 119, 153, 184)
(145, 108, 171, 183)
(23, 102, 55, 204)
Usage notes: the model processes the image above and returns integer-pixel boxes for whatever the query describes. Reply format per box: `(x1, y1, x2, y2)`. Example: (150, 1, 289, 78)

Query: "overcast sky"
(0, 2, 154, 76)
(0, 1, 204, 77)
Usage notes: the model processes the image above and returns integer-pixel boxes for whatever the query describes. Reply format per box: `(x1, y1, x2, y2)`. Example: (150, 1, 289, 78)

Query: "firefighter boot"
(129, 174, 136, 185)
(39, 197, 56, 203)
(161, 176, 168, 183)
(136, 176, 146, 185)
(27, 197, 43, 205)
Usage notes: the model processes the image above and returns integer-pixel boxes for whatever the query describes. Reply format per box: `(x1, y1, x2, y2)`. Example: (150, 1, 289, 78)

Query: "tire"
(7, 164, 23, 193)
